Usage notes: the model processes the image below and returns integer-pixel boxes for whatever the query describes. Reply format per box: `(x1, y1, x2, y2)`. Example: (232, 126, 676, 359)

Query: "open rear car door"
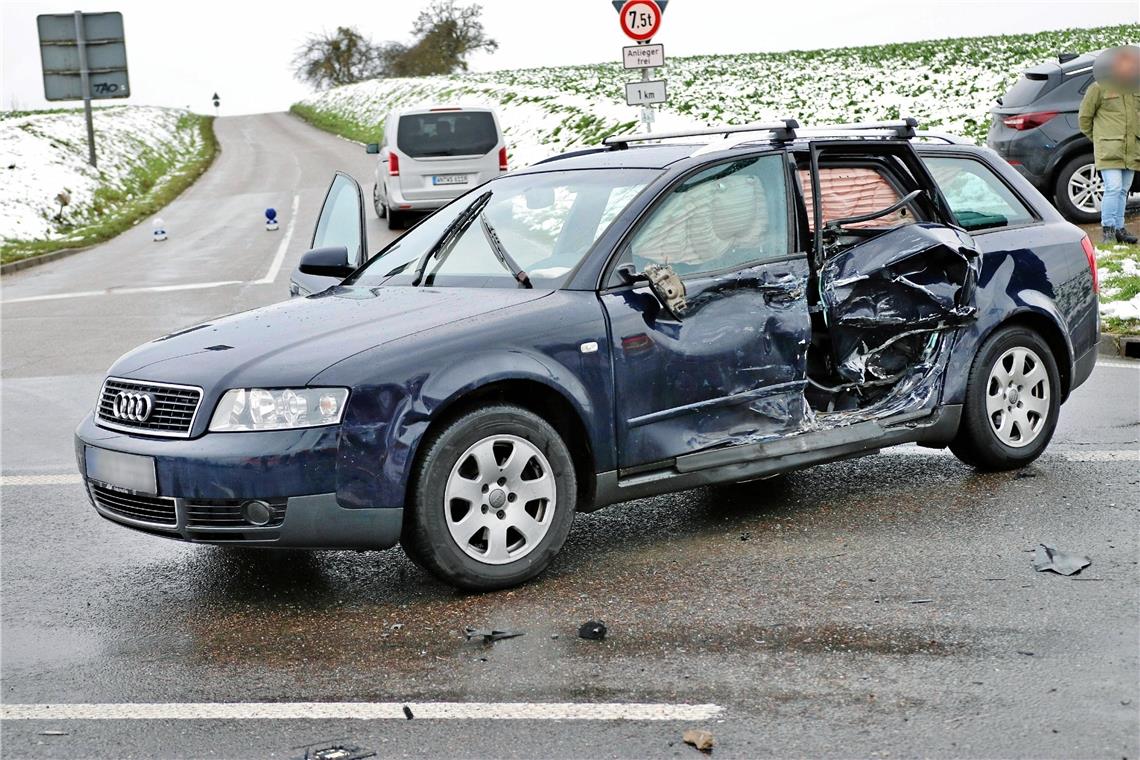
(799, 136, 981, 420)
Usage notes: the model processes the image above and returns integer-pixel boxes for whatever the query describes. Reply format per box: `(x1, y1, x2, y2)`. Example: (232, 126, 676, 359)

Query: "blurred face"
(1097, 46, 1140, 91)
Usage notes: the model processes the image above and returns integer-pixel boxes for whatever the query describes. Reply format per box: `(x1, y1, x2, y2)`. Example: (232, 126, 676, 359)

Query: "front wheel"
(1054, 154, 1102, 224)
(402, 405, 577, 591)
(950, 326, 1061, 471)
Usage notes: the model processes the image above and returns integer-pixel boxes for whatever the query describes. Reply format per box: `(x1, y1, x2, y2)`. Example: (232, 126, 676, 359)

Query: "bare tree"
(292, 26, 384, 89)
(389, 1, 498, 77)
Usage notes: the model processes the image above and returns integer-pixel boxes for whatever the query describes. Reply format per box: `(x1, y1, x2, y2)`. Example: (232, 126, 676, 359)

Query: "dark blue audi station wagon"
(76, 119, 1099, 590)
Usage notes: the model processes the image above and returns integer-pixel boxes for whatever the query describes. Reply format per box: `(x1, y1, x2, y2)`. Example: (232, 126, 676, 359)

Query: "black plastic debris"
(578, 620, 607, 640)
(402, 705, 414, 720)
(299, 744, 376, 760)
(1031, 544, 1091, 576)
(464, 626, 524, 643)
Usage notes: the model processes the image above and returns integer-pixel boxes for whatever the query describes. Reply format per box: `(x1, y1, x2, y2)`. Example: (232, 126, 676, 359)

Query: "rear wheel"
(1054, 154, 1102, 224)
(402, 405, 577, 590)
(373, 183, 386, 219)
(950, 326, 1061, 470)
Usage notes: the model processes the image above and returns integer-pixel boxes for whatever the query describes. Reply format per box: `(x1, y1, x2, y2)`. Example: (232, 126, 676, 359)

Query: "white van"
(367, 106, 508, 229)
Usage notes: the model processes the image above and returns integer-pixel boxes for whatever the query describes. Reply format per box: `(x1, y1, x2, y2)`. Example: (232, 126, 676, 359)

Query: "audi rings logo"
(113, 391, 154, 422)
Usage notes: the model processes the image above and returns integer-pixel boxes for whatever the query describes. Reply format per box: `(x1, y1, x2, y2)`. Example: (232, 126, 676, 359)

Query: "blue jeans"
(1100, 168, 1134, 229)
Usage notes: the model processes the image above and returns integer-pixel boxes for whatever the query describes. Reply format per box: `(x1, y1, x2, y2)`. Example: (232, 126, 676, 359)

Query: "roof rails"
(604, 117, 923, 152)
(603, 119, 800, 150)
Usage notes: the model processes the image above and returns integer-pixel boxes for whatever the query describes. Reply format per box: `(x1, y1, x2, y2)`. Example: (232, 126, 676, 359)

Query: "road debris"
(682, 728, 715, 753)
(1031, 544, 1091, 576)
(907, 599, 934, 604)
(578, 620, 607, 640)
(402, 705, 414, 720)
(37, 730, 69, 736)
(464, 626, 524, 643)
(298, 743, 376, 760)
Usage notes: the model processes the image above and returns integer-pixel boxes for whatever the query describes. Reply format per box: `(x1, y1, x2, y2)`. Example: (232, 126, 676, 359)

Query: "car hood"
(109, 286, 553, 389)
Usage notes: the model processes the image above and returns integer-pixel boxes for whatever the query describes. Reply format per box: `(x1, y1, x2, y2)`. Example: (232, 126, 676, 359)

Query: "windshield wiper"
(479, 213, 531, 288)
(411, 191, 492, 286)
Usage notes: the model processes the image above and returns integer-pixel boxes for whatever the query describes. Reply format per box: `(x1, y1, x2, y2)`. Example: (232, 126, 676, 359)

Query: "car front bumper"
(74, 413, 402, 550)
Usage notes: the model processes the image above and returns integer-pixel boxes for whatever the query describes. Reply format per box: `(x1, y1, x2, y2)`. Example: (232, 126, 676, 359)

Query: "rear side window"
(627, 154, 790, 277)
(397, 112, 498, 158)
(923, 156, 1036, 231)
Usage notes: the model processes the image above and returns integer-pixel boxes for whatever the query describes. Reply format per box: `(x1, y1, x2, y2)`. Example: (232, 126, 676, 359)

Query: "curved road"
(1, 113, 1137, 758)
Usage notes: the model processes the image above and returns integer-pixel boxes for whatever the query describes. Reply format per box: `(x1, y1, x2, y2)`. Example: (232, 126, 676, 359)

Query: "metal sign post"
(37, 11, 130, 168)
(614, 0, 666, 133)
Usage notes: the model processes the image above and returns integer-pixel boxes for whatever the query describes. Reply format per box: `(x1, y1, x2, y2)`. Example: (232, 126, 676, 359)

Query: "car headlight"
(208, 388, 349, 432)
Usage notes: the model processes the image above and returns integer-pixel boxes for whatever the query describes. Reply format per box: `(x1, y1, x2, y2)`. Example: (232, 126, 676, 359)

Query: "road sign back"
(618, 0, 662, 42)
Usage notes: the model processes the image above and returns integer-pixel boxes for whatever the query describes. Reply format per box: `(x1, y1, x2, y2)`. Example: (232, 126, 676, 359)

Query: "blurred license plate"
(85, 447, 157, 494)
(432, 174, 468, 186)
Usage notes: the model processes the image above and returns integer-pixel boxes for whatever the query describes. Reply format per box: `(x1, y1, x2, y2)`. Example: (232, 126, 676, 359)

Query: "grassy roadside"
(1097, 240, 1140, 335)
(289, 103, 381, 145)
(0, 113, 219, 266)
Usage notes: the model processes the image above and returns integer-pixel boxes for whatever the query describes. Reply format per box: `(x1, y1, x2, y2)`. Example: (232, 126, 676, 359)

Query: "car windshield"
(397, 111, 499, 157)
(347, 168, 656, 289)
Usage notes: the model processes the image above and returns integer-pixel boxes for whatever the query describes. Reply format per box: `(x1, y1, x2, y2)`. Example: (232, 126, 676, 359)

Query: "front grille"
(89, 483, 177, 526)
(185, 499, 286, 528)
(97, 377, 202, 438)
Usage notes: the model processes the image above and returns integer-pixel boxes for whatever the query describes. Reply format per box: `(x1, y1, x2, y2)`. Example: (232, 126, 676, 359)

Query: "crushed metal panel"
(820, 224, 980, 385)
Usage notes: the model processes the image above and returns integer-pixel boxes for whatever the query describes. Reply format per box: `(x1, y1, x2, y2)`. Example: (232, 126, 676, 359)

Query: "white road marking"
(0, 702, 723, 722)
(1, 280, 243, 305)
(255, 193, 300, 285)
(1096, 359, 1140, 369)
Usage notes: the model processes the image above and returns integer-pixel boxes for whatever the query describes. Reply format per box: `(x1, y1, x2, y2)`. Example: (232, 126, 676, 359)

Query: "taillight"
(1081, 235, 1099, 294)
(388, 152, 400, 176)
(498, 147, 509, 172)
(1001, 111, 1058, 130)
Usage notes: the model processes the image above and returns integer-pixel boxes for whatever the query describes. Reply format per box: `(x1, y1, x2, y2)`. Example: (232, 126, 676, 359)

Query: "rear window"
(1000, 73, 1055, 108)
(396, 112, 498, 158)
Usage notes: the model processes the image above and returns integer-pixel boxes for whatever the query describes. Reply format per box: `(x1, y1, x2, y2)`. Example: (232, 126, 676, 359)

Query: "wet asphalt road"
(2, 114, 1139, 759)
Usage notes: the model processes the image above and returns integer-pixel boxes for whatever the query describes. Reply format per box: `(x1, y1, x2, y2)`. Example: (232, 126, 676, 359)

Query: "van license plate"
(85, 447, 157, 495)
(432, 174, 468, 186)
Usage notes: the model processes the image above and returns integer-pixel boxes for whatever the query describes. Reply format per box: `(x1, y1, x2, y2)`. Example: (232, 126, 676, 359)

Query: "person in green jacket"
(1079, 46, 1140, 244)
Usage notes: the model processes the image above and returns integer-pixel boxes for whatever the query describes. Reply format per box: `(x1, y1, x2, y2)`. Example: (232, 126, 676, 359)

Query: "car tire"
(373, 184, 386, 219)
(402, 404, 577, 591)
(950, 326, 1061, 471)
(1054, 154, 1102, 224)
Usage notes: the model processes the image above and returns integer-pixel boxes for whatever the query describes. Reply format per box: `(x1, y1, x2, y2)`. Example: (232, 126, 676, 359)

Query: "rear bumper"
(1071, 341, 1098, 394)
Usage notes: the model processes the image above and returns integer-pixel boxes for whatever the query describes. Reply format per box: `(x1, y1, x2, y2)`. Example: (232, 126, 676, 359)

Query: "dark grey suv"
(988, 52, 1139, 223)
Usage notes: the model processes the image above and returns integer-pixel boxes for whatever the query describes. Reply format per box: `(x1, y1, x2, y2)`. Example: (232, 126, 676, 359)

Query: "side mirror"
(298, 245, 355, 279)
(366, 143, 380, 154)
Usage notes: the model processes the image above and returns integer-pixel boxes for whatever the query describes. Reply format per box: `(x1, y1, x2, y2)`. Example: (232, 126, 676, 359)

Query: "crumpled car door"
(819, 223, 981, 385)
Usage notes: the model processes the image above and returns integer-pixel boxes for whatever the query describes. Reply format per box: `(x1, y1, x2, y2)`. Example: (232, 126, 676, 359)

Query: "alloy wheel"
(444, 434, 557, 565)
(985, 346, 1051, 448)
(1067, 163, 1103, 214)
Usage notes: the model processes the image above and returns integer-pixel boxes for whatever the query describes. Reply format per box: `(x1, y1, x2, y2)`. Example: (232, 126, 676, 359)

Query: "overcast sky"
(2, 0, 1137, 114)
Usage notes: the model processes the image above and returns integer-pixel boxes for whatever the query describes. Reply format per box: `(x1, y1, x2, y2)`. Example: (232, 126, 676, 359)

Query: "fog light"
(241, 500, 273, 526)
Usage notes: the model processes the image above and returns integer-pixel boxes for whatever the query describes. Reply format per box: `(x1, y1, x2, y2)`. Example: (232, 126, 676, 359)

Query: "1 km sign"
(617, 0, 662, 42)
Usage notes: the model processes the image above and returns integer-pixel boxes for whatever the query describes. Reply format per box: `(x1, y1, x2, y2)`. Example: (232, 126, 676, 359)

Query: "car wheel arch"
(967, 308, 1075, 402)
(410, 377, 599, 513)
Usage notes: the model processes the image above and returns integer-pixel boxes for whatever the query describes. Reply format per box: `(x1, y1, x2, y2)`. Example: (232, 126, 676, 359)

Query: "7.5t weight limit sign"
(618, 0, 662, 41)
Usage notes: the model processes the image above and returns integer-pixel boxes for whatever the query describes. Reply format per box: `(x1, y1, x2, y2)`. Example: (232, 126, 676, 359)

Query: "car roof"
(521, 131, 975, 174)
(394, 106, 497, 117)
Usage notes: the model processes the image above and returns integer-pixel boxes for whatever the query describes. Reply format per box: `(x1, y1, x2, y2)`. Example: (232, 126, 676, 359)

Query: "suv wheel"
(950, 326, 1061, 471)
(1054, 154, 1102, 224)
(373, 183, 386, 219)
(402, 405, 577, 590)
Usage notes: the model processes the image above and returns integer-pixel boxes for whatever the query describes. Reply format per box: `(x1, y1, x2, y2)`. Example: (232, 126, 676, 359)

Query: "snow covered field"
(295, 24, 1139, 329)
(0, 106, 209, 255)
